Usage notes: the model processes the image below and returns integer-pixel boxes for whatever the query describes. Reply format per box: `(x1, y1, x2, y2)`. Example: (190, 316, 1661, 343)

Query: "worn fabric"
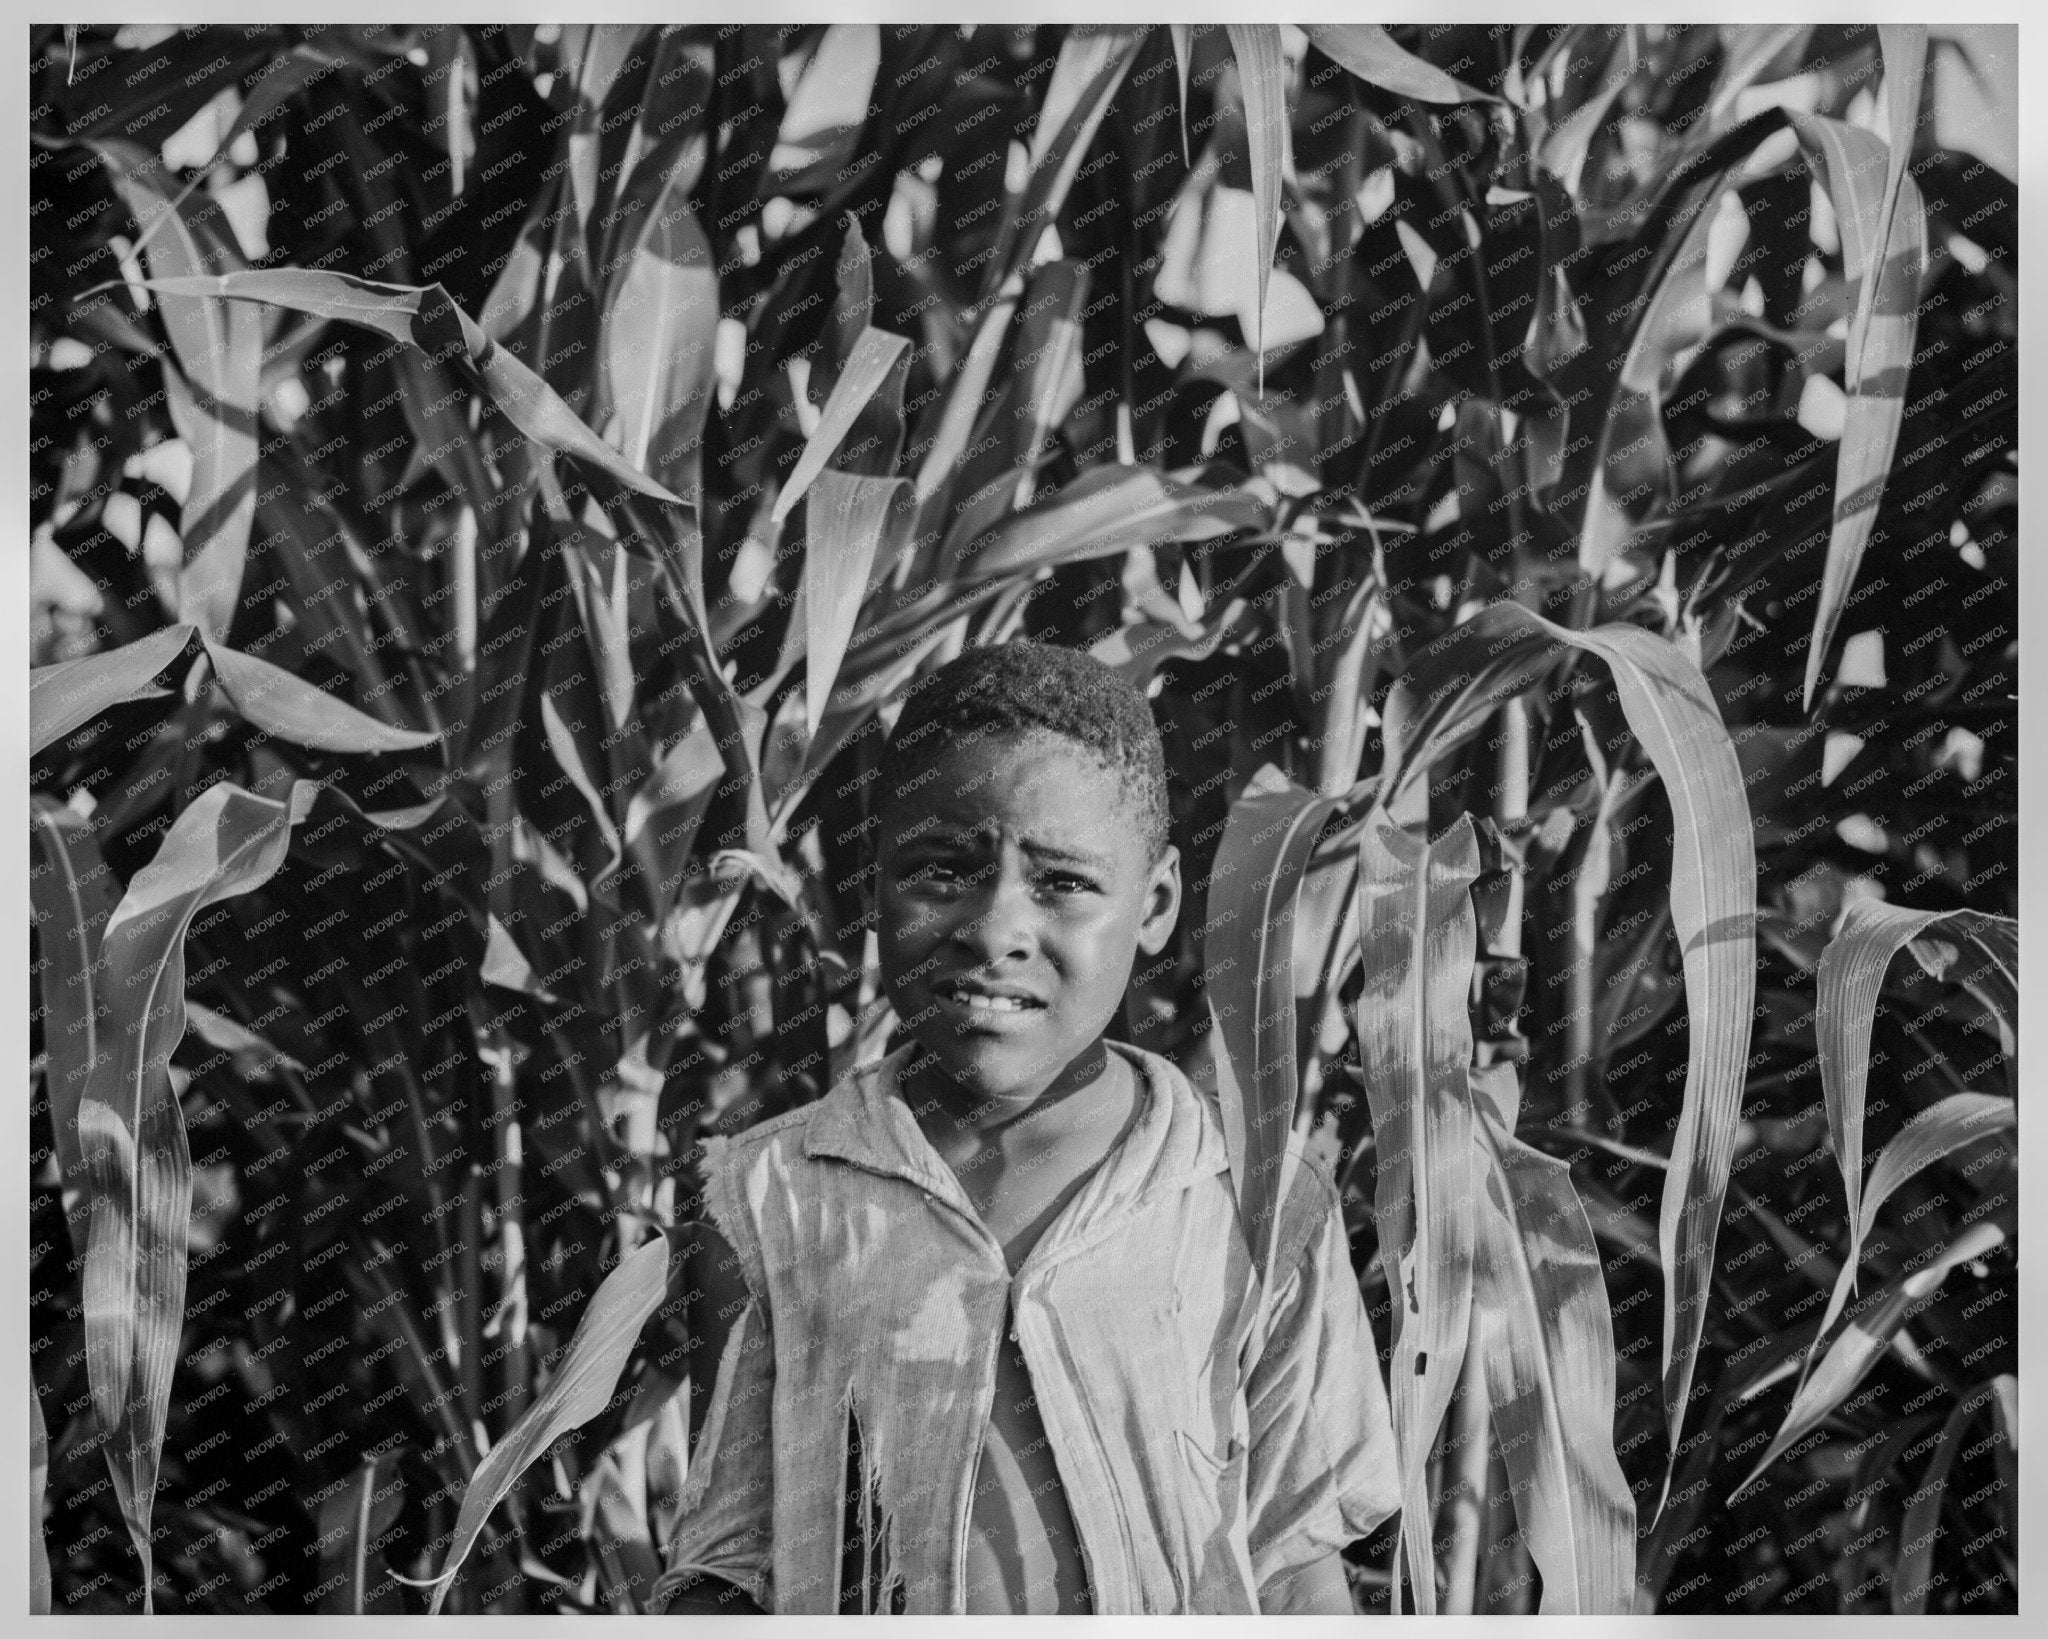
(650, 1039, 1398, 1614)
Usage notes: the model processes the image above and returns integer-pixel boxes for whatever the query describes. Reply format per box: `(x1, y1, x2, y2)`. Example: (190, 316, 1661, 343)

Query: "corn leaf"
(1728, 1218, 2004, 1504)
(803, 472, 908, 739)
(947, 464, 1264, 581)
(1221, 25, 1286, 392)
(1813, 900, 2014, 1262)
(1004, 259, 1089, 506)
(602, 184, 716, 505)
(98, 142, 259, 642)
(403, 1235, 670, 1614)
(203, 638, 440, 752)
(1793, 24, 1930, 708)
(1707, 24, 1810, 126)
(1380, 602, 1755, 1492)
(30, 624, 197, 757)
(771, 326, 911, 526)
(1203, 767, 1345, 1289)
(1353, 807, 1481, 1614)
(986, 26, 1143, 304)
(1301, 24, 1497, 105)
(79, 776, 319, 1610)
(1794, 1097, 2012, 1406)
(1470, 1070, 1637, 1613)
(127, 270, 689, 509)
(1893, 1378, 2002, 1613)
(30, 796, 122, 1257)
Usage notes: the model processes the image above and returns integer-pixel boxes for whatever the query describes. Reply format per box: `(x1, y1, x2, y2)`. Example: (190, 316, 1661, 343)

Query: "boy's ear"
(1137, 843, 1182, 956)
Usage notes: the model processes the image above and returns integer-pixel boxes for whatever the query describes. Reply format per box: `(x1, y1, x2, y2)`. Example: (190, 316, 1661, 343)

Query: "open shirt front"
(651, 1040, 1399, 1614)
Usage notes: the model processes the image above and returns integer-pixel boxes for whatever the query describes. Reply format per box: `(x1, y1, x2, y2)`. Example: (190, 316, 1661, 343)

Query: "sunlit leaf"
(79, 777, 319, 1610)
(30, 796, 122, 1258)
(1793, 25, 1930, 708)
(1204, 766, 1345, 1287)
(1222, 25, 1287, 392)
(30, 623, 196, 757)
(400, 1236, 670, 1614)
(1470, 1072, 1637, 1613)
(803, 472, 909, 738)
(204, 639, 440, 753)
(772, 327, 911, 526)
(1353, 807, 1481, 1613)
(1301, 23, 1496, 105)
(1813, 900, 2016, 1261)
(97, 143, 258, 642)
(1381, 604, 1755, 1491)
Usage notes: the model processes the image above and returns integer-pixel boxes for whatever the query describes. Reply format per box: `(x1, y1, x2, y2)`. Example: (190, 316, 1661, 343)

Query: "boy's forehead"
(880, 729, 1143, 851)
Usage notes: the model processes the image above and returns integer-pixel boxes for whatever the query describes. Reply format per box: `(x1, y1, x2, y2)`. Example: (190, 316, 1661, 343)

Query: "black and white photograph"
(20, 12, 2024, 1620)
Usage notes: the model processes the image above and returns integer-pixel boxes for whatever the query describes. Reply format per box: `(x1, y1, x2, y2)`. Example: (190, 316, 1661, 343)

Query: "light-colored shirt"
(650, 1039, 1399, 1614)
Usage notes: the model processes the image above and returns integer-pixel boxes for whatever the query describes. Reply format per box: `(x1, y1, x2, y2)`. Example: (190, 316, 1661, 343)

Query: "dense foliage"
(28, 20, 2015, 1616)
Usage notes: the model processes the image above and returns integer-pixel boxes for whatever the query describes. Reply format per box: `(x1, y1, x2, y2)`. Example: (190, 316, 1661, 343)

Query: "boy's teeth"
(961, 992, 1026, 1011)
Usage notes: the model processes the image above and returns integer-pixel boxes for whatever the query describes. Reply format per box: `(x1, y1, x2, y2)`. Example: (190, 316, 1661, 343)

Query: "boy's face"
(876, 729, 1181, 1117)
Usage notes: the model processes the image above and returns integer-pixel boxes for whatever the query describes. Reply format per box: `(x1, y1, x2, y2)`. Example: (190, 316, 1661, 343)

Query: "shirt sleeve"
(650, 1290, 777, 1613)
(1242, 1173, 1400, 1601)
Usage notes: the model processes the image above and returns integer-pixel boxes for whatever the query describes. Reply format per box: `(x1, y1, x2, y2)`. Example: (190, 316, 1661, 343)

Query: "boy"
(651, 641, 1397, 1614)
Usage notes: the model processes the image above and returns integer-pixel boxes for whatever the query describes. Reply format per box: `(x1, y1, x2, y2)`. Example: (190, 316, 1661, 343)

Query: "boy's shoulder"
(695, 1057, 887, 1178)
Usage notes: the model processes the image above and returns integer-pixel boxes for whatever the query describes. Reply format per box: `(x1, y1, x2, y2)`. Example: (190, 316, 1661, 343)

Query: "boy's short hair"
(877, 640, 1172, 861)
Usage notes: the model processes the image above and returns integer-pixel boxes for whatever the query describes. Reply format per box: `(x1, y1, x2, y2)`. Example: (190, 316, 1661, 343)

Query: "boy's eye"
(902, 859, 965, 889)
(1036, 871, 1097, 896)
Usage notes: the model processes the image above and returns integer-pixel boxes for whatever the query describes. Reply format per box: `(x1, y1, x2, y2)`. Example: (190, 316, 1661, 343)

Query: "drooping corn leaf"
(1892, 1378, 2003, 1613)
(1221, 25, 1286, 392)
(79, 776, 320, 1610)
(1301, 23, 1497, 105)
(204, 639, 440, 752)
(1794, 24, 1929, 708)
(1828, 1091, 2013, 1335)
(1469, 1068, 1637, 1614)
(30, 796, 122, 1257)
(30, 623, 197, 756)
(1728, 1218, 2005, 1504)
(1379, 602, 1755, 1496)
(401, 1235, 670, 1614)
(126, 270, 690, 509)
(1202, 767, 1345, 1290)
(1353, 807, 1481, 1614)
(1813, 900, 2015, 1266)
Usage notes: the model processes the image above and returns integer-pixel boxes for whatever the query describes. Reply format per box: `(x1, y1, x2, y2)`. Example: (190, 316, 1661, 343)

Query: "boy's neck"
(904, 1036, 1122, 1141)
(904, 1042, 1145, 1274)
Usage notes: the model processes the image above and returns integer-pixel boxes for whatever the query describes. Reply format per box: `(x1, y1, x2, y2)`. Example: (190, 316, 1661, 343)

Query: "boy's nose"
(950, 867, 1038, 961)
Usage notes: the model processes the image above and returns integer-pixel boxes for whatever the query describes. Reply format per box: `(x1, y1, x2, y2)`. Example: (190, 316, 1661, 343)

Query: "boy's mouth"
(932, 977, 1047, 1017)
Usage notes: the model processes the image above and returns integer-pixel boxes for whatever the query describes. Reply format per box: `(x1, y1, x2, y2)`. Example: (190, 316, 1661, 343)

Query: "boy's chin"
(905, 1031, 1081, 1109)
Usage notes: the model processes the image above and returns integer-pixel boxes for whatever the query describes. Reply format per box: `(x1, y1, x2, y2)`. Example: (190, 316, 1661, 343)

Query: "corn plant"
(29, 20, 2013, 1614)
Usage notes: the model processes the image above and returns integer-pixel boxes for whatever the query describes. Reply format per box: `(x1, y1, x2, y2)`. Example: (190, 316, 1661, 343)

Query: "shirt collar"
(803, 1040, 1230, 1253)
